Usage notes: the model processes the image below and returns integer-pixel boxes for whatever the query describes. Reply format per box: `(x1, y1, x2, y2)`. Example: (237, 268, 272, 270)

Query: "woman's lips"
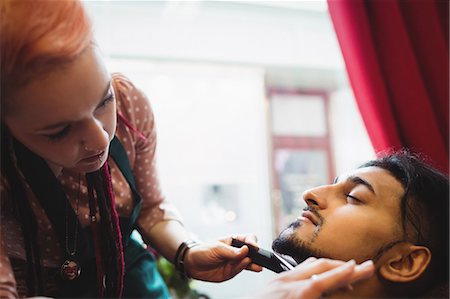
(81, 151, 104, 163)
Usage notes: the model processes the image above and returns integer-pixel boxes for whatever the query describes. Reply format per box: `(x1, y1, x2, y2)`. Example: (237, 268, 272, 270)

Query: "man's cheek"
(313, 220, 369, 254)
(313, 227, 355, 254)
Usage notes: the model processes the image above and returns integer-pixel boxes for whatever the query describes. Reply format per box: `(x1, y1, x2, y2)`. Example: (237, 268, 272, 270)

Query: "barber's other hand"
(257, 257, 374, 299)
(183, 234, 263, 282)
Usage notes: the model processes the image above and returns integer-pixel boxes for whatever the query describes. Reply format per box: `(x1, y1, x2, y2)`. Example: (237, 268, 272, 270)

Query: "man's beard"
(272, 207, 330, 264)
(272, 207, 404, 266)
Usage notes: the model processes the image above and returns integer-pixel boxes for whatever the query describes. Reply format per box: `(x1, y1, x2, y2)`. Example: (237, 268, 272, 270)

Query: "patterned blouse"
(0, 74, 183, 298)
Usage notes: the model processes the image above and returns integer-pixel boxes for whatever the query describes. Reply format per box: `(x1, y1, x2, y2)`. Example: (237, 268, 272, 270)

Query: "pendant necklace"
(60, 175, 82, 281)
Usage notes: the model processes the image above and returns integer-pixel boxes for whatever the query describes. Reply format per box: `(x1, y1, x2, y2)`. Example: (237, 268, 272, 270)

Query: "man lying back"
(273, 151, 449, 298)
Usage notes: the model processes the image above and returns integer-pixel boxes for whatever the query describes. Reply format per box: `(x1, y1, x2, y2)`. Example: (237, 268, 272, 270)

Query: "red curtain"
(328, 0, 449, 173)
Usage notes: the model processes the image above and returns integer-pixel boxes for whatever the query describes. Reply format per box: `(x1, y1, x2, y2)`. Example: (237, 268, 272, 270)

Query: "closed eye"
(46, 125, 71, 141)
(97, 93, 114, 109)
(346, 194, 363, 204)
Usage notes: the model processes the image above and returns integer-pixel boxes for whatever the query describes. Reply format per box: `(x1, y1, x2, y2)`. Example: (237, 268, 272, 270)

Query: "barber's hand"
(183, 234, 263, 282)
(257, 257, 374, 299)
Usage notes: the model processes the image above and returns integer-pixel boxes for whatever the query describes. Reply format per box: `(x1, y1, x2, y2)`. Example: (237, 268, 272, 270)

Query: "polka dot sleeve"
(112, 74, 184, 242)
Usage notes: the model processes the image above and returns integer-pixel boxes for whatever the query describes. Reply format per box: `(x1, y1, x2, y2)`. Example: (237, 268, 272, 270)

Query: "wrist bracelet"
(174, 240, 199, 280)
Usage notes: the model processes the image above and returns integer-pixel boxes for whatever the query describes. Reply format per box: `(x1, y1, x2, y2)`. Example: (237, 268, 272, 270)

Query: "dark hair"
(0, 126, 124, 297)
(360, 150, 449, 289)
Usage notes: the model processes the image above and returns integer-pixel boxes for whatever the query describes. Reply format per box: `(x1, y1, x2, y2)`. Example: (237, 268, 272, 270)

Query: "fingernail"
(346, 259, 356, 266)
(341, 260, 355, 269)
(234, 247, 244, 253)
(355, 260, 374, 270)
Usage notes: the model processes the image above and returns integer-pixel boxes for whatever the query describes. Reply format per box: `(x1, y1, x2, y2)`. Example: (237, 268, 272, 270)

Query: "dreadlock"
(86, 164, 124, 298)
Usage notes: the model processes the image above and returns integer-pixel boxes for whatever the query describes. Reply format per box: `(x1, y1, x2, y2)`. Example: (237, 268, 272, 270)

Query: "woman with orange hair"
(0, 1, 374, 298)
(0, 1, 264, 297)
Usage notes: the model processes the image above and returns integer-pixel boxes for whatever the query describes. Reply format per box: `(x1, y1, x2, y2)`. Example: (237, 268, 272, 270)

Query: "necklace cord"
(87, 174, 105, 298)
(64, 174, 81, 256)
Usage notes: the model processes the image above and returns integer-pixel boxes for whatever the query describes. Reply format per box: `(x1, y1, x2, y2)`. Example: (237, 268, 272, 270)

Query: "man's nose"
(302, 186, 328, 209)
(82, 119, 110, 152)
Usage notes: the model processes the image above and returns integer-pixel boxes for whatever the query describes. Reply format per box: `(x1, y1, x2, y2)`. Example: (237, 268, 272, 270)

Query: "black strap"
(109, 136, 142, 246)
(110, 137, 137, 191)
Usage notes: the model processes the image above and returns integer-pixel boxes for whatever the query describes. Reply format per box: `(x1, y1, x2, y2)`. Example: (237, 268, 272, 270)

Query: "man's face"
(273, 166, 406, 264)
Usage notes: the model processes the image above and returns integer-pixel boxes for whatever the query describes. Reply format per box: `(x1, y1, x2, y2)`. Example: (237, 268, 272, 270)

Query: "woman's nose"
(82, 119, 110, 152)
(302, 186, 328, 209)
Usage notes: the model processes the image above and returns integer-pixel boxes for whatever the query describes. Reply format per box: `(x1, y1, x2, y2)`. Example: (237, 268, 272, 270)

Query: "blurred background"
(84, 1, 375, 297)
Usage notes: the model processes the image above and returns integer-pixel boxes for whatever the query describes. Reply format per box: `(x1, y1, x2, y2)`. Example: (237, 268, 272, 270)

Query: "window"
(269, 90, 334, 233)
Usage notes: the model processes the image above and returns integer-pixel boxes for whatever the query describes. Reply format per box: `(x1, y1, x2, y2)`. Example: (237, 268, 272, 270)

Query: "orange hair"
(1, 3, 126, 296)
(0, 0, 92, 99)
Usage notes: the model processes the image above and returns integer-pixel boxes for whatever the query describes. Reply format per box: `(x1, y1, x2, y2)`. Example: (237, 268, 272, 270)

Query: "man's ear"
(379, 243, 431, 283)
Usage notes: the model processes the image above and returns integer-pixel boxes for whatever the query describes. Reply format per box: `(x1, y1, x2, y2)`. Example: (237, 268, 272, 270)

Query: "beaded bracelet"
(174, 240, 199, 280)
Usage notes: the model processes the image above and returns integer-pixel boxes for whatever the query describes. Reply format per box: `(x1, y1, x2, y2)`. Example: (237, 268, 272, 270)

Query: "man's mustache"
(304, 206, 324, 226)
(289, 206, 324, 229)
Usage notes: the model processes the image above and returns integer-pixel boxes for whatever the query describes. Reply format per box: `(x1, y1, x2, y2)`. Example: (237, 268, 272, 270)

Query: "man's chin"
(271, 221, 324, 262)
(272, 234, 324, 264)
